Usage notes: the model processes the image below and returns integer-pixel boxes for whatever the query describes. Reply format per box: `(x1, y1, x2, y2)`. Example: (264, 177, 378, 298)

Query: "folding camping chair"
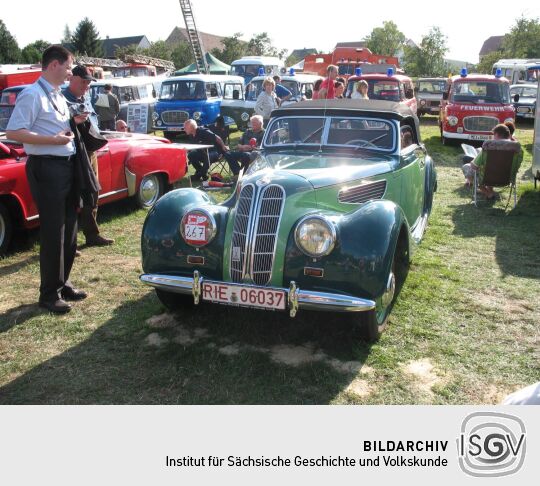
(208, 118, 231, 176)
(473, 139, 521, 209)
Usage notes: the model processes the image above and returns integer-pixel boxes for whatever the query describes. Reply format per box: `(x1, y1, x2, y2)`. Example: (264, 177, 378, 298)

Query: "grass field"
(0, 118, 539, 404)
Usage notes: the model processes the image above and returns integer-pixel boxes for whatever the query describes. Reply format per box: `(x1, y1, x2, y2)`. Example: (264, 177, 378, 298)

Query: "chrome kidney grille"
(161, 110, 189, 125)
(463, 116, 499, 133)
(338, 180, 386, 204)
(230, 183, 285, 286)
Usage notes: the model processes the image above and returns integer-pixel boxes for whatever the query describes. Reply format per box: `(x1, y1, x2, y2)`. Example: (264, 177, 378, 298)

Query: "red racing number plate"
(202, 282, 286, 310)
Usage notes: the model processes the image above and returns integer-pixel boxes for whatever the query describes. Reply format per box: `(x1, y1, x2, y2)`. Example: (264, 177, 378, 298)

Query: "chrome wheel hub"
(140, 176, 159, 206)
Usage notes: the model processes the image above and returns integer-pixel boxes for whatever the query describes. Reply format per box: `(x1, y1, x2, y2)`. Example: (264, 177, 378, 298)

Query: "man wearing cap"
(6, 46, 88, 313)
(272, 75, 292, 103)
(63, 65, 114, 247)
(94, 84, 120, 131)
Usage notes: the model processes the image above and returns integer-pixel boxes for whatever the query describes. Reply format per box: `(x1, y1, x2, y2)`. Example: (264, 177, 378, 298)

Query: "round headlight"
(180, 209, 217, 247)
(447, 115, 458, 126)
(420, 99, 426, 106)
(241, 112, 250, 121)
(152, 111, 159, 121)
(295, 216, 336, 258)
(156, 120, 162, 126)
(193, 111, 201, 120)
(504, 117, 515, 124)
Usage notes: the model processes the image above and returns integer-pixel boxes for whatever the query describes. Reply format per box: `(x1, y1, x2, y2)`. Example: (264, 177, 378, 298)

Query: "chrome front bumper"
(140, 271, 376, 317)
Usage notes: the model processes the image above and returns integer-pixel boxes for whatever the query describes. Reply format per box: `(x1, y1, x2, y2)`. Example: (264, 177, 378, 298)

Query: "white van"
(492, 59, 540, 85)
(231, 56, 285, 85)
(90, 76, 159, 133)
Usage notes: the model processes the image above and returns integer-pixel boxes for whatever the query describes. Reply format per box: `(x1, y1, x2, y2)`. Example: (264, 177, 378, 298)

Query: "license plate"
(470, 134, 491, 141)
(517, 107, 530, 113)
(167, 127, 184, 131)
(202, 282, 286, 310)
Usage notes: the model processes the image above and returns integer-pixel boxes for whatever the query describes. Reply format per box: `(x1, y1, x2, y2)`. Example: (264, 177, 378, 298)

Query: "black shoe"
(86, 235, 114, 246)
(61, 287, 88, 301)
(39, 299, 72, 314)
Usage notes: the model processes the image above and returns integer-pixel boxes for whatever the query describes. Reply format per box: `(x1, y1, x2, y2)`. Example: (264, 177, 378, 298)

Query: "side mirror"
(305, 89, 313, 99)
(233, 89, 240, 100)
(210, 88, 218, 97)
(442, 92, 449, 101)
(152, 89, 156, 98)
(513, 94, 520, 102)
(405, 89, 414, 99)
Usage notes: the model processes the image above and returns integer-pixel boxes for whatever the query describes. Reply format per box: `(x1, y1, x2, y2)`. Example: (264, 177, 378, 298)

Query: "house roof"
(290, 48, 317, 59)
(479, 36, 504, 57)
(334, 41, 367, 49)
(102, 36, 150, 57)
(166, 27, 227, 52)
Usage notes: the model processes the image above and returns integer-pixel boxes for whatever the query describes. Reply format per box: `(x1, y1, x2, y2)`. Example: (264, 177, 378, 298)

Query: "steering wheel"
(344, 139, 378, 149)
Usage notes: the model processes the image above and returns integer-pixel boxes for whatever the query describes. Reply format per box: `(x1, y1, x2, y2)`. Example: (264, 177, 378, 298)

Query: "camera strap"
(38, 79, 67, 117)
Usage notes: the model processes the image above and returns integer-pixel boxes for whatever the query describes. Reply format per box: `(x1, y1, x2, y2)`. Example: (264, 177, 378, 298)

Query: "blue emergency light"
(460, 68, 468, 77)
(495, 68, 502, 78)
(387, 67, 394, 77)
(289, 67, 295, 76)
(355, 67, 362, 76)
(258, 67, 265, 76)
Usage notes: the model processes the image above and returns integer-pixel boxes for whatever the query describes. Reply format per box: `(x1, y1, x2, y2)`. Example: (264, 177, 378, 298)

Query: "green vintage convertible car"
(140, 100, 436, 340)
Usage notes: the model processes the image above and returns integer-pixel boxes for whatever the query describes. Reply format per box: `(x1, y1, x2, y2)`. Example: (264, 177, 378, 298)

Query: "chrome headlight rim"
(447, 115, 459, 126)
(180, 207, 217, 248)
(193, 111, 202, 121)
(420, 99, 426, 106)
(294, 215, 337, 258)
(241, 111, 250, 122)
(152, 111, 159, 121)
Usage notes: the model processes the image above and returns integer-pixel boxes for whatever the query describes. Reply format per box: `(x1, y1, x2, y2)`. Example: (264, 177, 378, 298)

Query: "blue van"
(152, 74, 244, 139)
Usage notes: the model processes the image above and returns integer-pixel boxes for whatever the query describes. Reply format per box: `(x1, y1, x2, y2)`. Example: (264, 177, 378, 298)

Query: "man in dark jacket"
(63, 65, 114, 247)
(183, 119, 229, 181)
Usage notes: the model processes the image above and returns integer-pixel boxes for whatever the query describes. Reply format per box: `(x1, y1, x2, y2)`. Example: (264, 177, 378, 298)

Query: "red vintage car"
(439, 70, 515, 145)
(345, 70, 417, 114)
(0, 131, 188, 254)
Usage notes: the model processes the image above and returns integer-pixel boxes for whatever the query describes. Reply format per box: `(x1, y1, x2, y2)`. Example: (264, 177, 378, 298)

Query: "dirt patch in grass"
(270, 343, 327, 367)
(145, 333, 169, 347)
(402, 358, 443, 397)
(346, 378, 374, 398)
(146, 313, 177, 329)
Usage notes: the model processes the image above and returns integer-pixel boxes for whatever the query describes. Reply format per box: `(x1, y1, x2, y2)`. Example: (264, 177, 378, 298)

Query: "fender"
(0, 166, 38, 227)
(142, 188, 229, 279)
(124, 144, 188, 195)
(283, 200, 409, 299)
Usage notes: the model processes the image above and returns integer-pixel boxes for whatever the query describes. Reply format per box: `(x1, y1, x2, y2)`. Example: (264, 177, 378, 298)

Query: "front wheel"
(155, 289, 194, 311)
(0, 202, 13, 256)
(136, 174, 165, 209)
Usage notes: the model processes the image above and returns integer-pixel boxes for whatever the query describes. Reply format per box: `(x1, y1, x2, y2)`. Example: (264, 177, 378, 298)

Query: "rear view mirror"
(233, 89, 240, 100)
(513, 94, 520, 102)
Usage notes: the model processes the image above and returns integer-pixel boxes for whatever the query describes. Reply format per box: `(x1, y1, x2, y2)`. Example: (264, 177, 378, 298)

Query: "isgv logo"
(457, 412, 526, 477)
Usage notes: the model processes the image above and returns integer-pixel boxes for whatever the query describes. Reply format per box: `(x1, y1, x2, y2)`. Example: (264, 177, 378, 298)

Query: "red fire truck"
(303, 47, 400, 78)
(0, 66, 41, 94)
(439, 69, 515, 145)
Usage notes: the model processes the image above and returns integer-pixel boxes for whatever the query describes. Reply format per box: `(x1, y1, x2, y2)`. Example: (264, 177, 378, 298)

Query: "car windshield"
(264, 116, 395, 151)
(417, 80, 446, 94)
(511, 86, 537, 98)
(159, 81, 206, 101)
(451, 81, 510, 103)
(280, 80, 299, 96)
(346, 79, 402, 101)
(232, 64, 263, 78)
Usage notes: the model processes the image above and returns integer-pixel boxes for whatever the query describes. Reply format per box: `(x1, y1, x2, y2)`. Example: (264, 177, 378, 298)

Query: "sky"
(3, 0, 540, 64)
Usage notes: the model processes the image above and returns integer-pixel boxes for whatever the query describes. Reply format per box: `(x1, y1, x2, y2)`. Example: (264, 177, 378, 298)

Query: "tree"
(71, 17, 103, 57)
(476, 51, 503, 75)
(502, 16, 540, 58)
(403, 27, 449, 77)
(364, 21, 405, 56)
(211, 32, 246, 65)
(171, 42, 194, 69)
(285, 53, 301, 68)
(0, 19, 20, 63)
(247, 32, 287, 59)
(140, 41, 172, 61)
(61, 24, 72, 44)
(21, 40, 50, 63)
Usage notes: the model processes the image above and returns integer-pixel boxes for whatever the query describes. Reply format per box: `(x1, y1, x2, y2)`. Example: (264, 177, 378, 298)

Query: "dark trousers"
(79, 152, 100, 240)
(188, 149, 219, 178)
(26, 155, 78, 303)
(99, 119, 116, 131)
(224, 151, 251, 175)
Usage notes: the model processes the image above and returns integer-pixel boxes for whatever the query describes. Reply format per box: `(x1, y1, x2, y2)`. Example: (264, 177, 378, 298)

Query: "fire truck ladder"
(178, 0, 209, 74)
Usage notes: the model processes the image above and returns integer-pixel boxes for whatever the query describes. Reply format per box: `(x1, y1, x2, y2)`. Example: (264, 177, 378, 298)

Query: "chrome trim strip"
(230, 183, 256, 283)
(140, 273, 376, 313)
(338, 180, 387, 204)
(125, 167, 137, 196)
(26, 214, 40, 222)
(98, 188, 129, 199)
